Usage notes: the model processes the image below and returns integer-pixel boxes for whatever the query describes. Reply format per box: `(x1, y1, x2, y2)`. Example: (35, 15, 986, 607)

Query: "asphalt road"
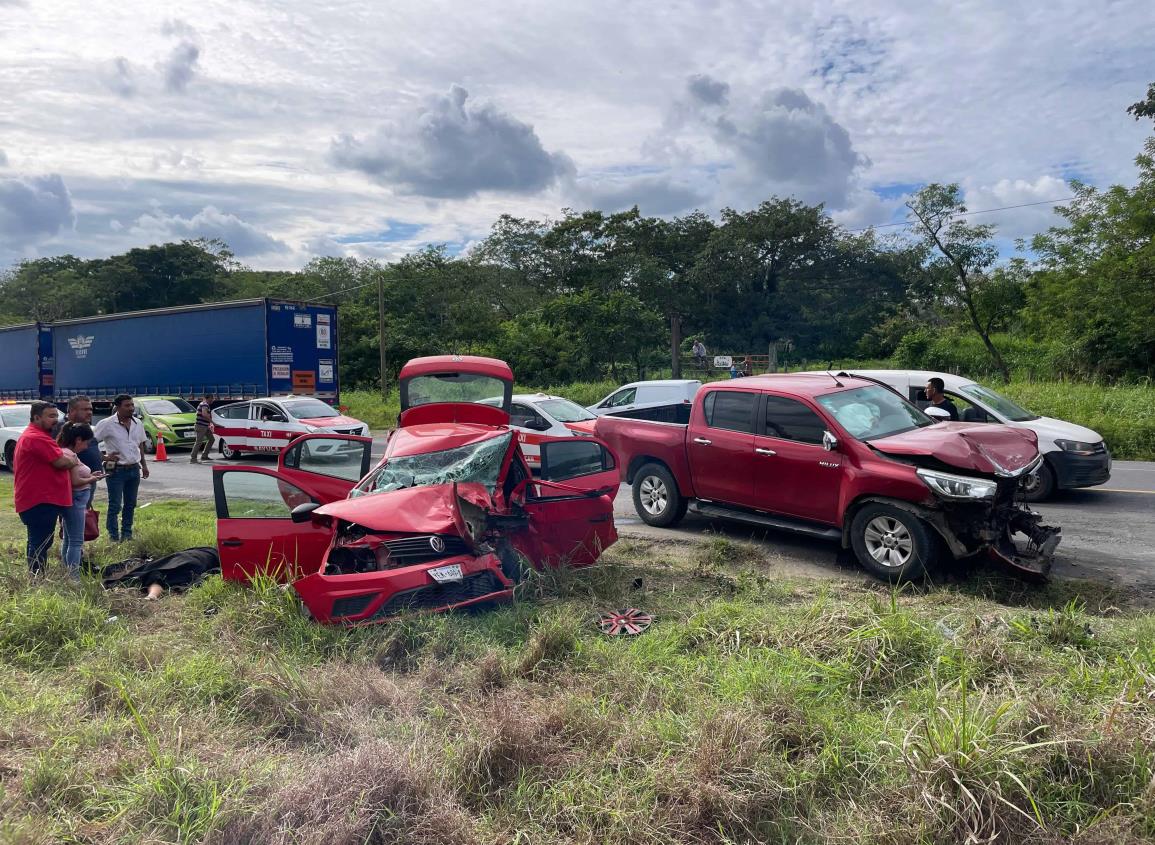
(133, 440, 1155, 588)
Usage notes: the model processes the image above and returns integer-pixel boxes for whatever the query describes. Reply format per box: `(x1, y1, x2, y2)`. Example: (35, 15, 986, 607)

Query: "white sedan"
(480, 393, 597, 469)
(0, 404, 31, 471)
(211, 396, 369, 459)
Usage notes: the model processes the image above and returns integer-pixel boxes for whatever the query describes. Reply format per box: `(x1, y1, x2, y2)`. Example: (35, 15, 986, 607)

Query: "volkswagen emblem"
(429, 536, 446, 553)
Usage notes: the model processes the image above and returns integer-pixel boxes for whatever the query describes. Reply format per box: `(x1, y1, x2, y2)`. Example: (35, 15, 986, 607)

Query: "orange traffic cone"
(154, 436, 169, 462)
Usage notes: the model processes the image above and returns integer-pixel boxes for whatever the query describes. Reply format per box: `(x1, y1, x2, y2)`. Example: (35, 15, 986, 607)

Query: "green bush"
(0, 588, 110, 668)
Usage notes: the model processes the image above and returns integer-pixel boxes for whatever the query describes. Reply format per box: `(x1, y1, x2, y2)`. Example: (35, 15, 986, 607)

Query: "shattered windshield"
(352, 432, 511, 496)
(817, 386, 933, 440)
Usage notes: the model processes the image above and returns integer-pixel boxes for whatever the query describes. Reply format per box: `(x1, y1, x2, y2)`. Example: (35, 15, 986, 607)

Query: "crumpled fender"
(872, 424, 1040, 477)
(842, 496, 970, 558)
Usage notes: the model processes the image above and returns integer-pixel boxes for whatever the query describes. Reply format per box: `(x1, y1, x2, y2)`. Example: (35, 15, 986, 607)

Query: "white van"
(838, 369, 1110, 501)
(587, 379, 701, 423)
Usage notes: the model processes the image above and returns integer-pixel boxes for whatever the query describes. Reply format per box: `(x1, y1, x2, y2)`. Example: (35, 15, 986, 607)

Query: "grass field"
(344, 377, 1155, 460)
(2, 474, 1155, 843)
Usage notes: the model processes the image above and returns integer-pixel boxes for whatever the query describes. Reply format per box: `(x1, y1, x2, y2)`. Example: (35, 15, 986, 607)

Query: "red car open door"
(519, 438, 619, 566)
(213, 434, 374, 582)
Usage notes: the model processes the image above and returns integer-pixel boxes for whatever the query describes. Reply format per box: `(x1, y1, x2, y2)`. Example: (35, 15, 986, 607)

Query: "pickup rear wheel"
(850, 504, 938, 582)
(633, 463, 687, 527)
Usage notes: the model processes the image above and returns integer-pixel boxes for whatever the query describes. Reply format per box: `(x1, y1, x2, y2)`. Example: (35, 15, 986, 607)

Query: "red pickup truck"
(595, 374, 1061, 580)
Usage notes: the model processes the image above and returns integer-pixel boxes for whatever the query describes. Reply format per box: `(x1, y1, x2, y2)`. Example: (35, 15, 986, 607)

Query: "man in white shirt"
(93, 394, 150, 542)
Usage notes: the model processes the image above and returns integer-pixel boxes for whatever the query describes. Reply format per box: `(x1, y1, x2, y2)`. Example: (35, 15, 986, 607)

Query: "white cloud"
(0, 150, 8, 168)
(330, 85, 574, 198)
(0, 0, 1148, 266)
(127, 205, 289, 256)
(0, 174, 76, 245)
(961, 175, 1073, 240)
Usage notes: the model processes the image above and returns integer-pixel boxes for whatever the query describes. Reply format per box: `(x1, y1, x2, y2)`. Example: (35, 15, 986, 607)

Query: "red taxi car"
(211, 396, 369, 458)
(212, 356, 619, 625)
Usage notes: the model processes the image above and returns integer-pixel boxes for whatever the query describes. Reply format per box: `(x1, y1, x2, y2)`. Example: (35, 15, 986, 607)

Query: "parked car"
(133, 396, 199, 453)
(212, 356, 620, 625)
(477, 392, 597, 470)
(587, 379, 701, 423)
(831, 370, 1110, 501)
(595, 374, 1062, 581)
(211, 396, 369, 459)
(0, 403, 31, 471)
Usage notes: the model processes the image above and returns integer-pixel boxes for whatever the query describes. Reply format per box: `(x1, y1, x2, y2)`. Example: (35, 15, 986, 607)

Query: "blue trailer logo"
(68, 335, 95, 358)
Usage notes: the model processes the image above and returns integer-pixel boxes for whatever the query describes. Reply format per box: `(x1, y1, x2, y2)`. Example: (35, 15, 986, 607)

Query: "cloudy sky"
(1, 0, 1151, 270)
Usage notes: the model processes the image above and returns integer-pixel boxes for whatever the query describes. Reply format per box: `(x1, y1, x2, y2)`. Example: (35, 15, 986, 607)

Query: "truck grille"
(381, 535, 471, 567)
(366, 571, 505, 621)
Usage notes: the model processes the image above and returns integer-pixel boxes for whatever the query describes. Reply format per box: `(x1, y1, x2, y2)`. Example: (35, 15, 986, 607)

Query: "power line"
(849, 196, 1076, 232)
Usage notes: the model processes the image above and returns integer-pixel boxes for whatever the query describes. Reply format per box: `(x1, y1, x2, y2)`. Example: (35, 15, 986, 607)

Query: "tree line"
(2, 86, 1152, 387)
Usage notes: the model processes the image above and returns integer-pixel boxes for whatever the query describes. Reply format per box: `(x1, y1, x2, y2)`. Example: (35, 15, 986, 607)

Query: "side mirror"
(925, 406, 951, 422)
(290, 502, 321, 523)
(822, 430, 839, 452)
(527, 418, 551, 431)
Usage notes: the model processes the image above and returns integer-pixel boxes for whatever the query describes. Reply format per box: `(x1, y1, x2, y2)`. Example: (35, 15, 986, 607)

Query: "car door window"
(281, 435, 372, 482)
(510, 403, 543, 428)
(219, 403, 250, 420)
(254, 403, 286, 423)
(947, 392, 991, 423)
(702, 391, 757, 433)
(218, 472, 313, 518)
(763, 395, 826, 445)
(606, 388, 636, 408)
(539, 440, 614, 482)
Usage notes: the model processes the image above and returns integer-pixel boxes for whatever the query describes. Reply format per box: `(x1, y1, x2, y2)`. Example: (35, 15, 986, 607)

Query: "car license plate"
(429, 563, 463, 583)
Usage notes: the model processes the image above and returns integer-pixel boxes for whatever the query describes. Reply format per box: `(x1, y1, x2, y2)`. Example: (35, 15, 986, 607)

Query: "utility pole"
(377, 271, 388, 398)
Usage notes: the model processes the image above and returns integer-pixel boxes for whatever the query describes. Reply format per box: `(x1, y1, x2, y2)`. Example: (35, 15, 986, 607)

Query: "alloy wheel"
(863, 516, 914, 569)
(638, 475, 668, 516)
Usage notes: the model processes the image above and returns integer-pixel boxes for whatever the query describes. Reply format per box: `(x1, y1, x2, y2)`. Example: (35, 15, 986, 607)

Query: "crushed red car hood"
(316, 482, 493, 534)
(871, 423, 1040, 476)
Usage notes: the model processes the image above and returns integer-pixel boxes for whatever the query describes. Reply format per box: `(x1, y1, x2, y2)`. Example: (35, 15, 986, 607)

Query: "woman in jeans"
(57, 423, 105, 573)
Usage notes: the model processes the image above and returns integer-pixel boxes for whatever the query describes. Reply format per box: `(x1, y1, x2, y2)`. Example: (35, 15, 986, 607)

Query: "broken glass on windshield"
(352, 432, 512, 496)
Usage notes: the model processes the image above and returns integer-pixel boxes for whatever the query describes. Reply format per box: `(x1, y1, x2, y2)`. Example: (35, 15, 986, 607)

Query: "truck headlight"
(1055, 439, 1101, 456)
(916, 468, 997, 500)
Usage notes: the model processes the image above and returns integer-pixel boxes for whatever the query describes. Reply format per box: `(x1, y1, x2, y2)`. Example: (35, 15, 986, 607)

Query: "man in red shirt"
(14, 401, 77, 573)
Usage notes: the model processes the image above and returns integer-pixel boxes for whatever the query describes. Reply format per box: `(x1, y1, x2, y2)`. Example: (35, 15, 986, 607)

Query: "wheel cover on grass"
(863, 516, 914, 569)
(597, 608, 654, 636)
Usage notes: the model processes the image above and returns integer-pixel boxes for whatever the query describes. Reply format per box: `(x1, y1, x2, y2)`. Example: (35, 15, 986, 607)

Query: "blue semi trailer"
(0, 299, 340, 403)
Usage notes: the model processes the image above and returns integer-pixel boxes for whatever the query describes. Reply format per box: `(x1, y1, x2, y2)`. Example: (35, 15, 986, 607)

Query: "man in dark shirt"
(925, 377, 959, 421)
(58, 395, 104, 479)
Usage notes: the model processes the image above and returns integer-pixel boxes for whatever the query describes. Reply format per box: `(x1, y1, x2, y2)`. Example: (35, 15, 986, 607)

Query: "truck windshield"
(352, 432, 512, 497)
(817, 386, 933, 440)
(957, 383, 1038, 422)
(538, 398, 596, 423)
(282, 399, 340, 419)
(143, 399, 194, 415)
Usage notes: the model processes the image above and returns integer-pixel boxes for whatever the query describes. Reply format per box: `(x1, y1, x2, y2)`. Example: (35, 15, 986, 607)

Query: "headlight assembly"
(1055, 439, 1101, 456)
(916, 468, 997, 500)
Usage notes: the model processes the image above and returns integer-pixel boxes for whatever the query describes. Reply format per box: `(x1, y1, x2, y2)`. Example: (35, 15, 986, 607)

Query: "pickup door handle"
(692, 437, 712, 446)
(755, 448, 777, 456)
(221, 539, 243, 547)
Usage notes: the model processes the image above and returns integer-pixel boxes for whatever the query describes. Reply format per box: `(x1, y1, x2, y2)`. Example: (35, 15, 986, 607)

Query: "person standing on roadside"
(57, 423, 105, 574)
(56, 395, 104, 484)
(94, 395, 150, 542)
(13, 401, 77, 573)
(191, 393, 215, 464)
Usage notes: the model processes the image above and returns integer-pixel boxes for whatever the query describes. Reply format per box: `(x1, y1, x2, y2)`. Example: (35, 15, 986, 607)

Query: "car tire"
(143, 435, 156, 455)
(632, 463, 687, 527)
(220, 441, 241, 460)
(849, 503, 938, 582)
(1021, 461, 1056, 502)
(3, 442, 14, 473)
